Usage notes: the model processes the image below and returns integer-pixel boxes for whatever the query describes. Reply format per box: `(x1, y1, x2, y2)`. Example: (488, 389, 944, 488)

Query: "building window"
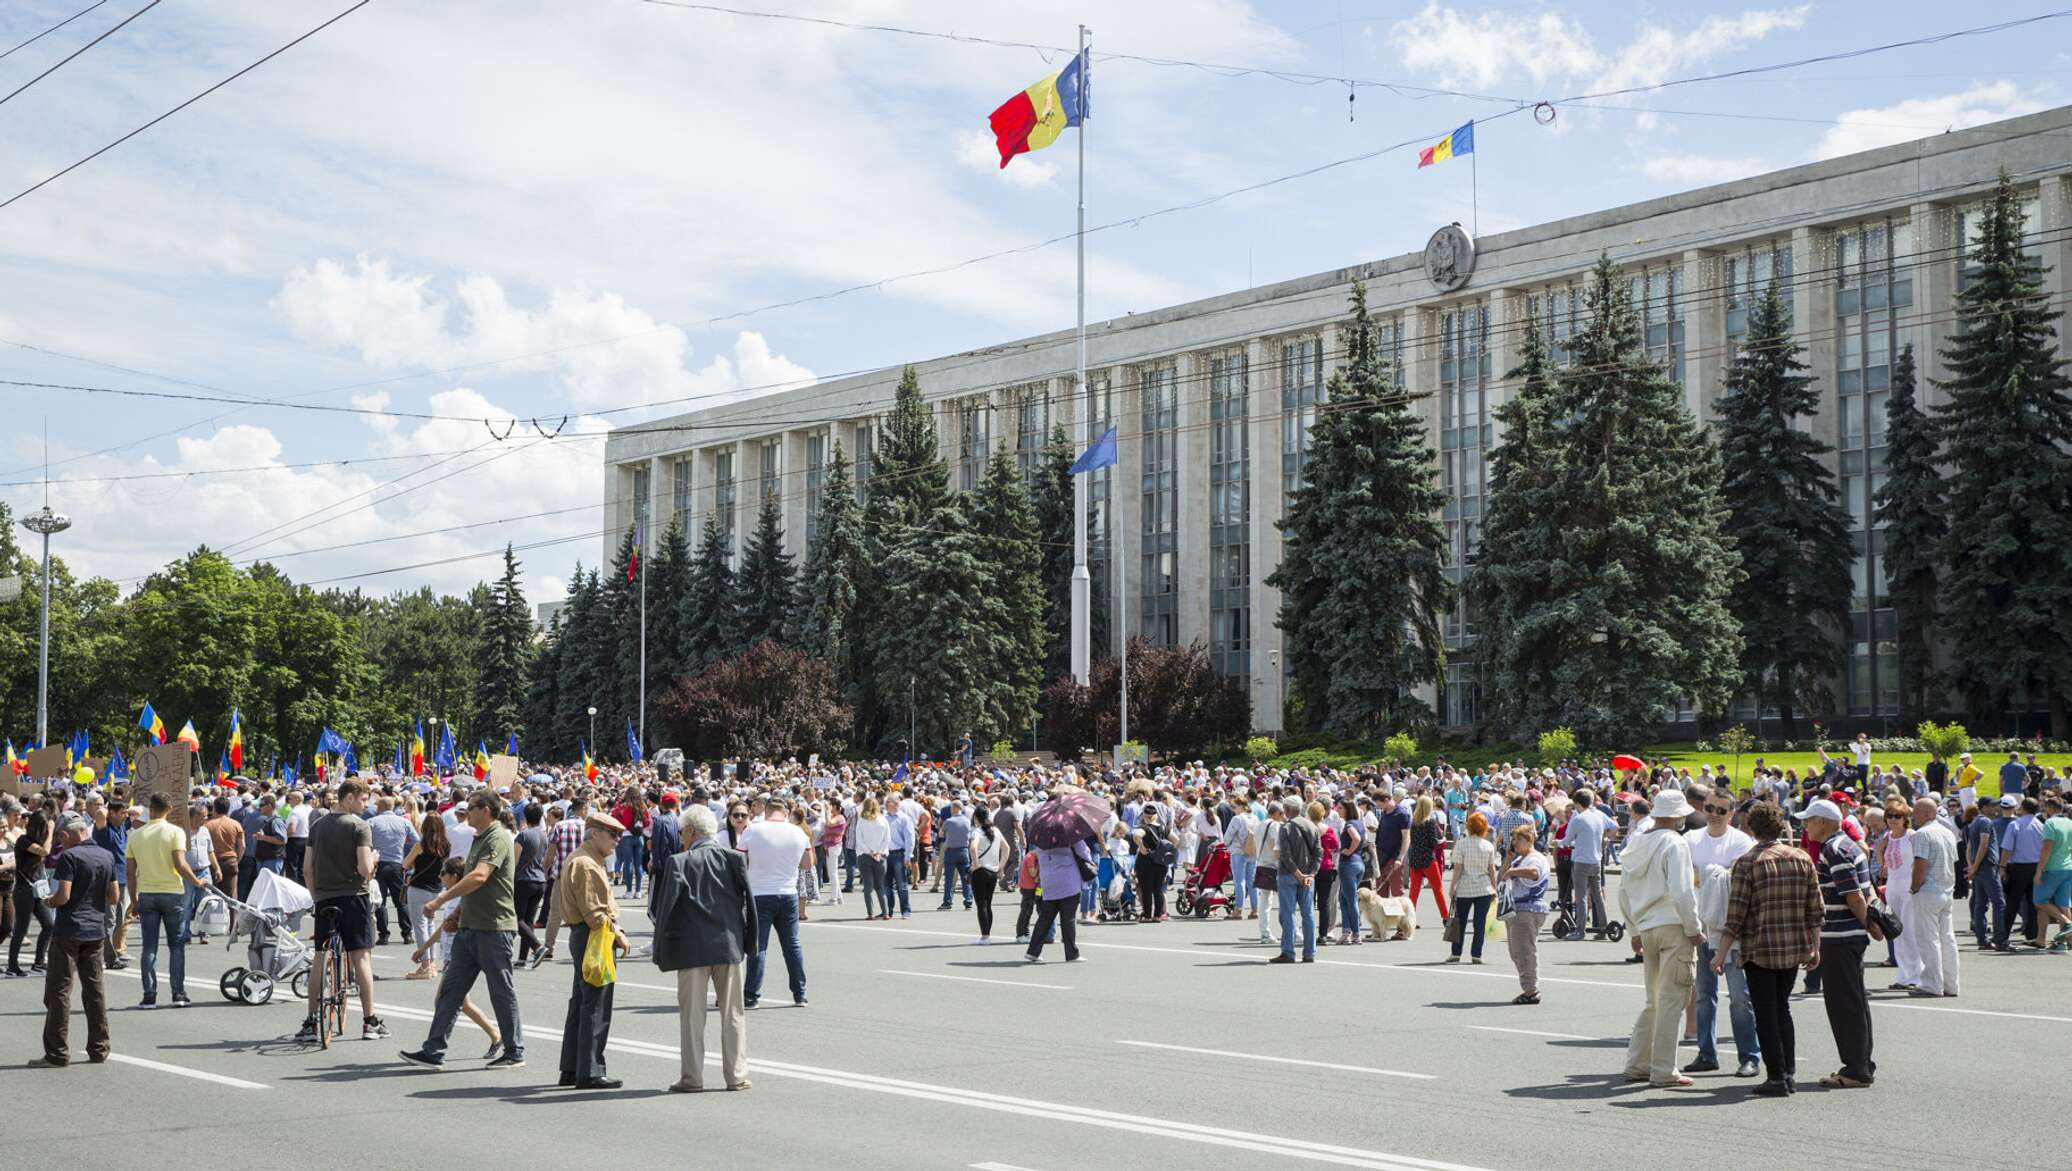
(714, 451, 737, 559)
(671, 457, 692, 530)
(1011, 384, 1048, 483)
(957, 396, 991, 490)
(1375, 316, 1404, 380)
(1280, 336, 1325, 509)
(852, 422, 873, 500)
(1723, 242, 1794, 350)
(1443, 661, 1481, 729)
(630, 466, 651, 539)
(1208, 350, 1249, 677)
(804, 432, 826, 540)
(759, 441, 781, 530)
(1139, 364, 1178, 647)
(1439, 305, 1490, 654)
(1628, 266, 1686, 385)
(1086, 375, 1113, 655)
(1833, 216, 1915, 719)
(1537, 285, 1582, 366)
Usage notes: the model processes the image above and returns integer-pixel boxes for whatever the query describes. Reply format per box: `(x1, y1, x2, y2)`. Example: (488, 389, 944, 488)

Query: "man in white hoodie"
(1619, 789, 1705, 1088)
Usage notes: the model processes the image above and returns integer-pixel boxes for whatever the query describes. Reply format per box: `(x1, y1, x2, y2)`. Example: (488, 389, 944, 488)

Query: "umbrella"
(1025, 787, 1112, 849)
(1615, 791, 1646, 804)
(528, 773, 555, 786)
(1610, 753, 1647, 772)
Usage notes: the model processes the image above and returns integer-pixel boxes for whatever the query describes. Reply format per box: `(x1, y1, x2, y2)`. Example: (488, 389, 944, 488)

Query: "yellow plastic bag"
(582, 920, 616, 987)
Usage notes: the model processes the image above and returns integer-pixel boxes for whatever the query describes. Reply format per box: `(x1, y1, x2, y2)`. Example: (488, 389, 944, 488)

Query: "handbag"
(582, 920, 618, 987)
(1073, 848, 1098, 884)
(1443, 913, 1462, 944)
(1866, 896, 1904, 940)
(30, 875, 54, 901)
(1255, 865, 1278, 890)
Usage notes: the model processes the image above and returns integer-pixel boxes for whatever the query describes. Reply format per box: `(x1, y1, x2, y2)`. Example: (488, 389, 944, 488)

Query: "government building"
(604, 104, 2072, 737)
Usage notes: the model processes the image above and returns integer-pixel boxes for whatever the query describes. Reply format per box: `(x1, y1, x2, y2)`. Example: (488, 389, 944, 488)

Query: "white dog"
(1358, 889, 1416, 942)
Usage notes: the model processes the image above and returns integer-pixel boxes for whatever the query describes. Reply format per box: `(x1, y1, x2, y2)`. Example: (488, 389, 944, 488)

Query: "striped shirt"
(1815, 834, 1872, 939)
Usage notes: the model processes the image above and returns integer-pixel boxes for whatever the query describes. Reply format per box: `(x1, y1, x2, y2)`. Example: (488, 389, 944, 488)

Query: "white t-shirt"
(446, 823, 476, 861)
(289, 804, 312, 837)
(741, 818, 810, 897)
(1684, 825, 1754, 876)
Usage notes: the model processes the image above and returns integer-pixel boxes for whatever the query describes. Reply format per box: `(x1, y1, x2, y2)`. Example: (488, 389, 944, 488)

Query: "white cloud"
(274, 256, 814, 410)
(1812, 81, 2049, 160)
(1637, 154, 1770, 187)
(1389, 4, 1808, 95)
(954, 128, 1058, 188)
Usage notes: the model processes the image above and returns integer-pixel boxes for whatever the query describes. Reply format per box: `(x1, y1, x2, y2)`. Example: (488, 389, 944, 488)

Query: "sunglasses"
(730, 811, 749, 819)
(1706, 805, 1733, 815)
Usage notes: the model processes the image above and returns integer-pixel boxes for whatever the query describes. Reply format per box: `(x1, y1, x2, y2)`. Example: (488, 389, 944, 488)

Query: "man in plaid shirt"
(1495, 792, 1537, 857)
(535, 795, 589, 966)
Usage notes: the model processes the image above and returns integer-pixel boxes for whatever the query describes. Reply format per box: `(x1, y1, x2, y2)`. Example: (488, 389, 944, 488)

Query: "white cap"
(1795, 799, 1843, 822)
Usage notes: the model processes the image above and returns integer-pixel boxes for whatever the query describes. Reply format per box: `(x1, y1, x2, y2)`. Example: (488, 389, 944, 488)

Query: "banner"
(134, 744, 198, 831)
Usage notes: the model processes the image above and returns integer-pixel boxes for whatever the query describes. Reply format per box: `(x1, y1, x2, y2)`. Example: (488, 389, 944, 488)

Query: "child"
(411, 856, 503, 1060)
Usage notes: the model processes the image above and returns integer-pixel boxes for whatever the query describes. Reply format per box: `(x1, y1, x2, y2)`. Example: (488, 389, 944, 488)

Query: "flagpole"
(637, 523, 648, 750)
(1470, 135, 1479, 239)
(1069, 23, 1092, 687)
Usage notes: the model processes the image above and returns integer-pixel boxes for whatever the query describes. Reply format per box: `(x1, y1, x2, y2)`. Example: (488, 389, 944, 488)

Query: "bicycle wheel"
(325, 947, 348, 1043)
(289, 970, 309, 1001)
(314, 951, 334, 1049)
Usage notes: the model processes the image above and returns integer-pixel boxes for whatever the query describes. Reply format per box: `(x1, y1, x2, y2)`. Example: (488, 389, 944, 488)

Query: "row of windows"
(1139, 365, 1179, 648)
(1208, 351, 1250, 677)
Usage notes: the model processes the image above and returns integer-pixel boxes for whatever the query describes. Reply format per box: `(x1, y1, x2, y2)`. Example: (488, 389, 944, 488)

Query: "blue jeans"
(1452, 895, 1492, 959)
(1694, 941, 1758, 1064)
(136, 891, 188, 1001)
(883, 848, 911, 915)
(938, 846, 972, 908)
(256, 858, 283, 878)
(841, 845, 857, 891)
(1971, 869, 2004, 943)
(419, 929, 523, 1063)
(1229, 851, 1256, 913)
(1337, 854, 1365, 932)
(1276, 871, 1315, 959)
(746, 893, 806, 1004)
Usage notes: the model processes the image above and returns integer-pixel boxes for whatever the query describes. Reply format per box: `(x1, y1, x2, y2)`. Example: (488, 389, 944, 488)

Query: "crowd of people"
(5, 742, 2068, 1099)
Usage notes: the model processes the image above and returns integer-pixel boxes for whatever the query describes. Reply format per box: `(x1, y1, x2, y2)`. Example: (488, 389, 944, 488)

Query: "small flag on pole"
(139, 702, 166, 746)
(506, 731, 519, 757)
(228, 708, 244, 772)
(626, 718, 643, 765)
(1417, 120, 1474, 168)
(989, 48, 1089, 168)
(1069, 425, 1118, 475)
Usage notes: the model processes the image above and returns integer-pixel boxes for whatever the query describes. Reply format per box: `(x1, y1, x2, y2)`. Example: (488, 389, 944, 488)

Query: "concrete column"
(1404, 306, 1442, 480)
(2034, 174, 2070, 369)
(781, 430, 808, 560)
(1244, 338, 1279, 733)
(732, 440, 754, 563)
(600, 463, 623, 569)
(1484, 289, 1522, 420)
(1791, 226, 1839, 452)
(646, 456, 668, 548)
(1681, 248, 1722, 423)
(1907, 202, 1955, 409)
(1175, 350, 1209, 649)
(1111, 365, 1141, 649)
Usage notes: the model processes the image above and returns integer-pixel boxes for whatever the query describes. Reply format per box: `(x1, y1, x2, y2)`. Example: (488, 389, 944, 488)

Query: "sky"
(1, 0, 2065, 606)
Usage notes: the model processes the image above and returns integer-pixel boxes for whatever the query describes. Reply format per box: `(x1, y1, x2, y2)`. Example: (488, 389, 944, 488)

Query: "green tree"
(859, 365, 955, 749)
(683, 514, 737, 672)
(1715, 279, 1852, 737)
(646, 517, 693, 687)
(1038, 637, 1247, 760)
(870, 494, 998, 755)
(521, 609, 563, 760)
(553, 566, 609, 757)
(793, 442, 865, 692)
(732, 496, 795, 650)
(1029, 425, 1078, 684)
(1873, 344, 1945, 724)
(967, 447, 1047, 745)
(1935, 171, 2072, 734)
(1481, 256, 1743, 744)
(1472, 316, 1565, 740)
(471, 544, 534, 745)
(1267, 282, 1450, 735)
(659, 640, 851, 762)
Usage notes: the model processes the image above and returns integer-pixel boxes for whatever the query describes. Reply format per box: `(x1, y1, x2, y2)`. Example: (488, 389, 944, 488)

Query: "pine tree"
(646, 517, 694, 687)
(1266, 282, 1451, 735)
(793, 442, 864, 674)
(968, 446, 1047, 744)
(553, 567, 608, 758)
(604, 527, 642, 756)
(682, 513, 737, 671)
(732, 495, 796, 649)
(864, 366, 950, 531)
(471, 544, 534, 745)
(1030, 425, 1078, 685)
(521, 609, 562, 759)
(1714, 279, 1853, 737)
(871, 493, 999, 753)
(1935, 171, 2072, 733)
(857, 366, 952, 748)
(1471, 315, 1568, 740)
(1873, 344, 1945, 724)
(1482, 256, 1743, 744)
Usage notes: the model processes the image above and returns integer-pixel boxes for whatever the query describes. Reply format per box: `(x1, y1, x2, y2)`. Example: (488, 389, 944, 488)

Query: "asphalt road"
(5, 876, 2066, 1171)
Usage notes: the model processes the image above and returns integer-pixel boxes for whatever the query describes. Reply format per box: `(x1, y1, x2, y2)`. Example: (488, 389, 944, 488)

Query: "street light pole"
(588, 706, 598, 750)
(20, 505, 71, 748)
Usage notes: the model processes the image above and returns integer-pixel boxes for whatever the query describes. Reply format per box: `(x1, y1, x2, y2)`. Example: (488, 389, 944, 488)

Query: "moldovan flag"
(581, 739, 598, 781)
(228, 708, 244, 772)
(989, 48, 1088, 168)
(411, 720, 426, 777)
(474, 741, 490, 781)
(176, 720, 201, 750)
(139, 702, 166, 746)
(1417, 120, 1474, 168)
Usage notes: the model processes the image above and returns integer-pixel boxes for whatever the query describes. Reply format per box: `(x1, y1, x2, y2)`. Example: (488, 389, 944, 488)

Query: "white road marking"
(373, 1002, 1489, 1170)
(104, 1052, 268, 1089)
(804, 921, 1645, 989)
(1873, 1001, 2072, 1024)
(971, 1164, 1047, 1171)
(1116, 1040, 1434, 1080)
(880, 969, 1071, 991)
(1468, 1026, 1595, 1041)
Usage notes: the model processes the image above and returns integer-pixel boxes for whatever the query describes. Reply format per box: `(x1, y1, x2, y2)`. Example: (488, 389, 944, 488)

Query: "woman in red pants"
(1406, 795, 1450, 924)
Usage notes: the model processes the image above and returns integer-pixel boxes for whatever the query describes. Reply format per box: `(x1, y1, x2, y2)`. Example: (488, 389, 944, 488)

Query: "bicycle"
(307, 906, 349, 1049)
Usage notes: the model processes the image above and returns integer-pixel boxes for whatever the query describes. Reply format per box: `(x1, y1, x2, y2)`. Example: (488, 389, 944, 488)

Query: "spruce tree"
(1471, 315, 1567, 740)
(521, 609, 561, 760)
(733, 495, 796, 649)
(604, 527, 641, 755)
(968, 447, 1047, 744)
(871, 493, 999, 753)
(857, 366, 952, 748)
(646, 517, 694, 686)
(1030, 425, 1078, 685)
(1488, 256, 1742, 744)
(1714, 279, 1852, 737)
(683, 513, 738, 671)
(553, 567, 607, 758)
(471, 544, 534, 744)
(1935, 171, 2072, 733)
(1266, 282, 1451, 735)
(793, 442, 864, 675)
(1873, 344, 1944, 724)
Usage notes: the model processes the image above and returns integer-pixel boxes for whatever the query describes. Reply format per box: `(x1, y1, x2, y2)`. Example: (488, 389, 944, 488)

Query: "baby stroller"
(1096, 855, 1138, 923)
(208, 869, 317, 1005)
(1174, 842, 1233, 919)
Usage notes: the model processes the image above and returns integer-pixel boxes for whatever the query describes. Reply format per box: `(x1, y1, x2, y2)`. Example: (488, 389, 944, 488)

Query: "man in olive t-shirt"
(400, 791, 524, 1071)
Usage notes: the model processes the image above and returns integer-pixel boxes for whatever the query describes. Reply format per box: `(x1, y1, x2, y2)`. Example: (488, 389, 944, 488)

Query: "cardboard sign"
(489, 753, 521, 787)
(26, 746, 69, 781)
(134, 744, 198, 831)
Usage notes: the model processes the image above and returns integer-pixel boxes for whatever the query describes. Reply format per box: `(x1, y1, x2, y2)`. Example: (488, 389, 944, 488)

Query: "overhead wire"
(0, 0, 158, 109)
(0, 0, 111, 61)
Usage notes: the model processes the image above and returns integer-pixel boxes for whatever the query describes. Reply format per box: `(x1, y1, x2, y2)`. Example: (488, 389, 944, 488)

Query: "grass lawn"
(1636, 747, 2072, 798)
